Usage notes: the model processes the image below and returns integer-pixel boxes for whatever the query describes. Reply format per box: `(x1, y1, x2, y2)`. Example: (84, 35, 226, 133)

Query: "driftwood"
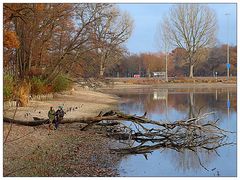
(3, 110, 121, 128)
(3, 115, 122, 126)
(108, 111, 235, 154)
(4, 110, 235, 156)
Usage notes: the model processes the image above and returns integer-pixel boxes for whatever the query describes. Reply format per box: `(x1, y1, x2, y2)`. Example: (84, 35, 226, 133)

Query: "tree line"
(4, 3, 237, 82)
(105, 44, 237, 77)
(4, 3, 133, 81)
(106, 4, 237, 78)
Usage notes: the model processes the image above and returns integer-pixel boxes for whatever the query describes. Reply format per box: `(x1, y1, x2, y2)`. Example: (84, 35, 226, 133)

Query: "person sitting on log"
(55, 106, 65, 129)
(48, 107, 55, 132)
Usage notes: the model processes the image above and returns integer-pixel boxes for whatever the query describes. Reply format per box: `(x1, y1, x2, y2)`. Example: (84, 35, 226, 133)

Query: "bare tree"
(159, 22, 171, 81)
(46, 4, 133, 80)
(160, 4, 217, 78)
(90, 4, 133, 77)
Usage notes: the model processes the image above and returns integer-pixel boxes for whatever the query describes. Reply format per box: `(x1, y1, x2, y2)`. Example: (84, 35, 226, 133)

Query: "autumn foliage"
(3, 3, 237, 103)
(106, 45, 237, 78)
(4, 31, 20, 49)
(3, 3, 133, 103)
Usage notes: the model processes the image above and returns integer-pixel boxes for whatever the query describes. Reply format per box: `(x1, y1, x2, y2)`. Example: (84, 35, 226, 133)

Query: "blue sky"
(118, 3, 237, 54)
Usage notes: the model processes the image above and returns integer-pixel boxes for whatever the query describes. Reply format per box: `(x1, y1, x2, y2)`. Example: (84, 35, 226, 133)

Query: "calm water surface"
(108, 87, 237, 177)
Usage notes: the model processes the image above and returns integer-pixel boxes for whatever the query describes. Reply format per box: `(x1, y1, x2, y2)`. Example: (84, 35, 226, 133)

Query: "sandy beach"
(3, 84, 122, 177)
(4, 84, 120, 120)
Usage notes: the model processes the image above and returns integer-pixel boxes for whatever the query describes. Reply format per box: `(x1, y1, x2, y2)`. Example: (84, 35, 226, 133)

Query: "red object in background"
(134, 74, 140, 78)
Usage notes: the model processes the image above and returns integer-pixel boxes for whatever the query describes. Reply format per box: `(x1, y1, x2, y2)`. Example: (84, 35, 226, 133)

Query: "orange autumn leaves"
(3, 4, 43, 49)
(4, 31, 20, 49)
(35, 3, 44, 11)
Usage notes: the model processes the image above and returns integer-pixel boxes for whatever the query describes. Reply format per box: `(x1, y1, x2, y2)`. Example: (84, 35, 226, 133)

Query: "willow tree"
(161, 4, 217, 78)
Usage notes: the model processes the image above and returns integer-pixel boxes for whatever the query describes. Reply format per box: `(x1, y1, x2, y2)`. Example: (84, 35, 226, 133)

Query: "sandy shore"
(4, 85, 120, 120)
(3, 85, 122, 177)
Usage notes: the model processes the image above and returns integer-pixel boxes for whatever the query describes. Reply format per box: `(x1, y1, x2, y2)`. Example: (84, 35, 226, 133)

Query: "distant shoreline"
(101, 82, 237, 90)
(104, 76, 237, 89)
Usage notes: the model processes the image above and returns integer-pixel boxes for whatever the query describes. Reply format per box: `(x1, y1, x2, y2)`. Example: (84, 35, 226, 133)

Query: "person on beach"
(48, 107, 55, 131)
(55, 106, 65, 129)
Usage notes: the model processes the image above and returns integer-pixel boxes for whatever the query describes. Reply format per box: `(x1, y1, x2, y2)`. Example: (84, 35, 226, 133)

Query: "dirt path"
(3, 85, 122, 177)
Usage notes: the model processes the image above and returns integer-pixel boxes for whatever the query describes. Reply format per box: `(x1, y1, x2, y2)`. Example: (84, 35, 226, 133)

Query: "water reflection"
(114, 87, 237, 176)
(168, 148, 216, 173)
(118, 88, 236, 121)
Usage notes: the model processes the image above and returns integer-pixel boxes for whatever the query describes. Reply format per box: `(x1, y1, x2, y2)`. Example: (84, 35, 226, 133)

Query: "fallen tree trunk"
(3, 115, 122, 126)
(2, 111, 165, 128)
(4, 117, 49, 126)
(3, 111, 235, 155)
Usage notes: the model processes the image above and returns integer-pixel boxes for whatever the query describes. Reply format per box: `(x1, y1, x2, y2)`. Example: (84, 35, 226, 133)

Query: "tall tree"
(90, 4, 133, 77)
(4, 3, 133, 81)
(3, 3, 74, 79)
(142, 53, 165, 77)
(160, 4, 217, 78)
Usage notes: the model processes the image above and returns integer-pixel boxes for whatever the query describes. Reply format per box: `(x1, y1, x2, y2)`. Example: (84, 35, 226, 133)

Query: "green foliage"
(3, 74, 15, 101)
(30, 77, 45, 95)
(53, 74, 72, 92)
(29, 75, 72, 95)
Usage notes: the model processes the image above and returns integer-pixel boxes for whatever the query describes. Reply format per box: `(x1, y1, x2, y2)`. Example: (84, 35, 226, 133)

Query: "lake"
(107, 87, 237, 177)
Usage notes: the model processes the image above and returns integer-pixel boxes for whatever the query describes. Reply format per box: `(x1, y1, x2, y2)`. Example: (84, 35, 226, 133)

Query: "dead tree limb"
(3, 115, 122, 126)
(3, 110, 235, 156)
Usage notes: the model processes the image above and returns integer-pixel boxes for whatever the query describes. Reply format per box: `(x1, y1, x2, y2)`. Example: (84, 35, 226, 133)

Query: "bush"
(17, 80, 31, 107)
(53, 74, 72, 92)
(30, 77, 45, 95)
(44, 84, 54, 94)
(3, 74, 15, 101)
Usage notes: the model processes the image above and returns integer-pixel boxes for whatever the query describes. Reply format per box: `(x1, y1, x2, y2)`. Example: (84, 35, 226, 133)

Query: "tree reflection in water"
(113, 88, 236, 173)
(167, 147, 217, 173)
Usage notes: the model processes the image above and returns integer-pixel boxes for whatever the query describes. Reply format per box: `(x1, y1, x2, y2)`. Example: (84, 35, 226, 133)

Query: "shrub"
(16, 80, 31, 107)
(43, 84, 54, 94)
(3, 74, 15, 101)
(30, 77, 45, 95)
(53, 74, 72, 92)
